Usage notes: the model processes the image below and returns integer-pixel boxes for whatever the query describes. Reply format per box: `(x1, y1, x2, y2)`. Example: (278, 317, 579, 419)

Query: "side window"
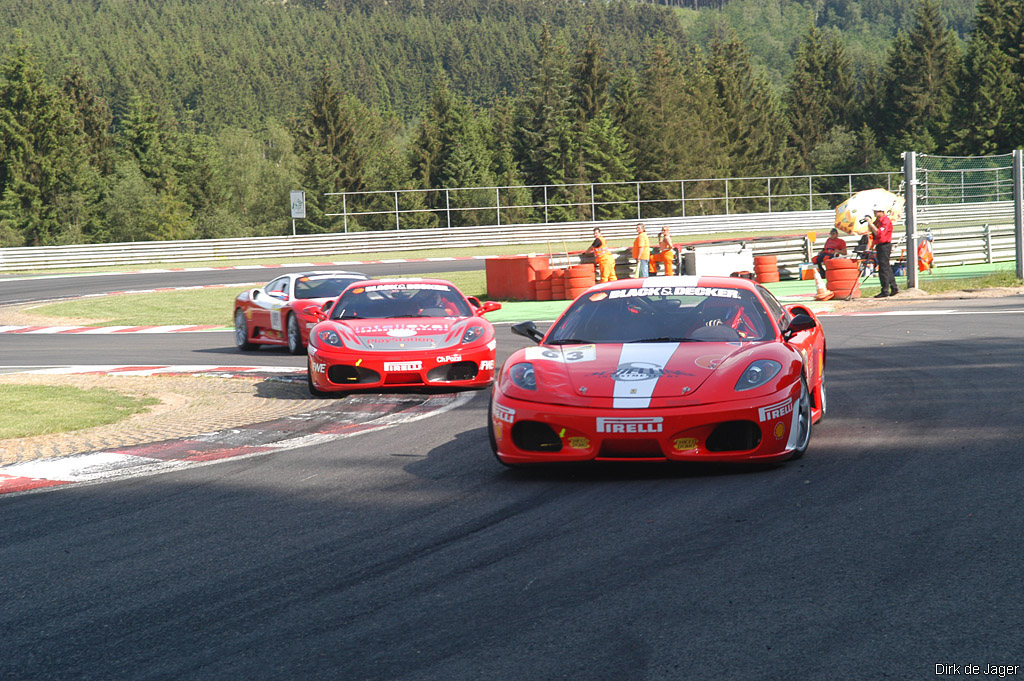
(756, 285, 790, 330)
(267, 278, 290, 297)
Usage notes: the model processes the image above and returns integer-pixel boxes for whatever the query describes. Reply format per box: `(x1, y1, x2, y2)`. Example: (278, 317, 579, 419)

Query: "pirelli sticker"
(493, 404, 515, 424)
(758, 398, 793, 422)
(384, 361, 422, 372)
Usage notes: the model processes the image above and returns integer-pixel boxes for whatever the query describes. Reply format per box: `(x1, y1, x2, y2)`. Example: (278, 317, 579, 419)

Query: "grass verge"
(24, 270, 488, 327)
(0, 384, 159, 439)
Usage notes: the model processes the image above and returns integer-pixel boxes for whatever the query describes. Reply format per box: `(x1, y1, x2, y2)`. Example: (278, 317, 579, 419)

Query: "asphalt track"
(2, 270, 1024, 680)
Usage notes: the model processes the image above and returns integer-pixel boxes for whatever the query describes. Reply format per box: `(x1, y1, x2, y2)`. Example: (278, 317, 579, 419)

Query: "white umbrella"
(834, 188, 904, 235)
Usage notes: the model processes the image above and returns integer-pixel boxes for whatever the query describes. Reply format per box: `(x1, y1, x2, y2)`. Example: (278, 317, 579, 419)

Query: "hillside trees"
(0, 44, 101, 247)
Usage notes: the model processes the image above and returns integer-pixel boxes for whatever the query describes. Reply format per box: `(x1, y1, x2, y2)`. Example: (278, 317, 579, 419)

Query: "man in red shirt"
(814, 228, 849, 278)
(866, 205, 898, 297)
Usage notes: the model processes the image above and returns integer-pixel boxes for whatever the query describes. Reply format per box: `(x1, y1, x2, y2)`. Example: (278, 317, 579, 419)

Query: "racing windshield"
(545, 284, 772, 344)
(294, 275, 363, 299)
(330, 282, 473, 320)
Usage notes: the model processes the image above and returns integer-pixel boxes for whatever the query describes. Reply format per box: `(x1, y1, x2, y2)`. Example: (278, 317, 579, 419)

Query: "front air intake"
(705, 421, 761, 452)
(511, 421, 563, 453)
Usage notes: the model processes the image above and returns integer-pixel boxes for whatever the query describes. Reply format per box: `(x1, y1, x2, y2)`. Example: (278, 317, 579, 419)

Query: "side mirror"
(311, 307, 328, 322)
(477, 301, 502, 316)
(511, 321, 544, 344)
(784, 313, 816, 339)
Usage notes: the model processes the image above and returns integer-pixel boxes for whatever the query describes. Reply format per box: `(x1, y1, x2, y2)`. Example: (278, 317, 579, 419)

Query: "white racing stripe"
(612, 343, 679, 409)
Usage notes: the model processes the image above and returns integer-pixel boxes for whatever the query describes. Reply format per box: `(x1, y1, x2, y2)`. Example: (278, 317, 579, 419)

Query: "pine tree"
(294, 64, 388, 232)
(514, 25, 576, 221)
(785, 26, 857, 172)
(875, 0, 961, 155)
(706, 26, 793, 207)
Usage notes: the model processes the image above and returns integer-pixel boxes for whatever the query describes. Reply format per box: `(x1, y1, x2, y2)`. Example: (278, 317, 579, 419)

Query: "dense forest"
(0, 0, 1021, 247)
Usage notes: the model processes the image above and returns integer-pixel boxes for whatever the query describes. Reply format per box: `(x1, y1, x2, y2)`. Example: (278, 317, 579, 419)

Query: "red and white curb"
(0, 373, 475, 496)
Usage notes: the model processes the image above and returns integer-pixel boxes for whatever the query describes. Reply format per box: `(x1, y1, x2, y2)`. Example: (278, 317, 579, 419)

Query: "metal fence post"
(591, 184, 596, 221)
(1014, 149, 1023, 278)
(985, 224, 993, 263)
(636, 182, 641, 219)
(342, 194, 348, 233)
(446, 189, 451, 229)
(544, 186, 549, 224)
(496, 187, 501, 226)
(680, 180, 686, 217)
(904, 151, 918, 289)
(394, 192, 400, 230)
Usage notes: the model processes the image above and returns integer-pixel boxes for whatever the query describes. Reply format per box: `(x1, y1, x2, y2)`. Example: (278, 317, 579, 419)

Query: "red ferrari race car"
(489, 275, 826, 466)
(234, 271, 367, 354)
(306, 279, 501, 396)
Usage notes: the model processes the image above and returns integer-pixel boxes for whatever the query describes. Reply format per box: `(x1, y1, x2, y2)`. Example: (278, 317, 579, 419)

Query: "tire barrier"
(753, 255, 779, 283)
(824, 257, 861, 298)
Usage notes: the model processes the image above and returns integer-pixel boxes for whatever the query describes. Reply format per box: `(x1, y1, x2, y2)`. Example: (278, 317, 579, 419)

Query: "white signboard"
(290, 190, 306, 219)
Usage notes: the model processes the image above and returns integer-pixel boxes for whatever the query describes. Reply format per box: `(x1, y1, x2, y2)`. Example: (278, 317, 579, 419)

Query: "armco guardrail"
(0, 202, 1016, 274)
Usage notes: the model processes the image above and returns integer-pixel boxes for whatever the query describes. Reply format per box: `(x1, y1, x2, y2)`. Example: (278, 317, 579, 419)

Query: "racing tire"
(234, 309, 255, 351)
(306, 358, 331, 397)
(816, 375, 827, 420)
(286, 313, 304, 355)
(788, 379, 813, 460)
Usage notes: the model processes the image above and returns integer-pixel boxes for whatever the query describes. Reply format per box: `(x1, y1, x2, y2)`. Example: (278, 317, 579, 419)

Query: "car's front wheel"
(234, 309, 255, 351)
(788, 379, 812, 460)
(286, 313, 304, 355)
(307, 358, 330, 397)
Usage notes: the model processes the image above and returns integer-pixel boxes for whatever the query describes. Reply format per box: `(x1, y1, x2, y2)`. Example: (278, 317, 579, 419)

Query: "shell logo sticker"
(673, 437, 698, 451)
(774, 422, 786, 439)
(568, 437, 590, 450)
(695, 355, 724, 369)
(352, 288, 364, 295)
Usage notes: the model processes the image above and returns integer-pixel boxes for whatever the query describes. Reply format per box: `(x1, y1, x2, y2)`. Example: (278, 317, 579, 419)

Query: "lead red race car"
(489, 275, 826, 466)
(306, 279, 501, 395)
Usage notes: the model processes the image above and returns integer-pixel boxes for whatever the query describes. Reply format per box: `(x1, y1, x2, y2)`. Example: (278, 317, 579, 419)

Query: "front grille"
(511, 421, 563, 453)
(426, 361, 479, 382)
(384, 371, 422, 385)
(706, 421, 761, 452)
(597, 439, 665, 459)
(327, 364, 381, 385)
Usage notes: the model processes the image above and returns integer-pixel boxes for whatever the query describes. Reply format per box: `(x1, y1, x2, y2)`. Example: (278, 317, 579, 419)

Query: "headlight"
(508, 362, 537, 391)
(316, 329, 345, 347)
(735, 360, 782, 391)
(461, 325, 485, 344)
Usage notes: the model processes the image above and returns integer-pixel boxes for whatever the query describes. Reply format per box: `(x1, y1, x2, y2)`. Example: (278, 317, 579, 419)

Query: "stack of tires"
(824, 258, 860, 298)
(753, 255, 780, 283)
(534, 270, 553, 301)
(550, 269, 566, 300)
(565, 264, 596, 299)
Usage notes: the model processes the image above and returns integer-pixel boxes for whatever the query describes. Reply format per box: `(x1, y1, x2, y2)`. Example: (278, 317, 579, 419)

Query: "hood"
(528, 341, 755, 407)
(334, 318, 464, 351)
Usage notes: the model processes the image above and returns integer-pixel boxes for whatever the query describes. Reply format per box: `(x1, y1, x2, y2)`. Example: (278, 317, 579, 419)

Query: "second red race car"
(489, 275, 827, 466)
(234, 271, 367, 354)
(306, 279, 501, 396)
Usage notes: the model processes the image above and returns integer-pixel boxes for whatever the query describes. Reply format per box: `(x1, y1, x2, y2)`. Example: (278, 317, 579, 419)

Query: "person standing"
(866, 205, 898, 297)
(632, 223, 650, 278)
(649, 226, 675, 276)
(584, 227, 618, 283)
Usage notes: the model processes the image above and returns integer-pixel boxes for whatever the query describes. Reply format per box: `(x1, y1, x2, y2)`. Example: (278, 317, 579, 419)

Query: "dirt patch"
(0, 373, 320, 466)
